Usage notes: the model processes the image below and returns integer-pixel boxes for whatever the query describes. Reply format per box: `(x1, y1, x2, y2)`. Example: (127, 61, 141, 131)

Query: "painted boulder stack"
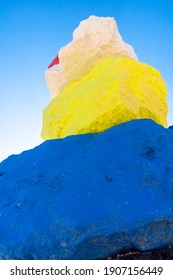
(0, 16, 172, 260)
(42, 15, 167, 140)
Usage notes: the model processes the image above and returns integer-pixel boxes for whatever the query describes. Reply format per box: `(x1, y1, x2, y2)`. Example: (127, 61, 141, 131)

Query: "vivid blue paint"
(0, 119, 173, 259)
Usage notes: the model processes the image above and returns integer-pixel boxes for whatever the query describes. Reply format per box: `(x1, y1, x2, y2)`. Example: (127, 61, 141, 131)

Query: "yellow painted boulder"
(41, 56, 167, 140)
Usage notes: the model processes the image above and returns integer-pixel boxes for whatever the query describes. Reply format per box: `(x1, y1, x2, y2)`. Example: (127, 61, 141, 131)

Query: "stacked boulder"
(0, 16, 172, 260)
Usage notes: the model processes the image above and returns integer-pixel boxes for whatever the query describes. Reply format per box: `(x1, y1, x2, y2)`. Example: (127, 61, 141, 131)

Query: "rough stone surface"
(45, 15, 137, 98)
(41, 56, 167, 140)
(45, 65, 66, 99)
(108, 246, 173, 260)
(1, 119, 173, 260)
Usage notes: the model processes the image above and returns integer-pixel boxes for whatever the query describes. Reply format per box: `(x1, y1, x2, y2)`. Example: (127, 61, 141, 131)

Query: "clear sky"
(0, 0, 173, 162)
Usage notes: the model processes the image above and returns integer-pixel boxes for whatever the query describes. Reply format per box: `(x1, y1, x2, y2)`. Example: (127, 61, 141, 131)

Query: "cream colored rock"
(46, 16, 138, 99)
(45, 65, 65, 99)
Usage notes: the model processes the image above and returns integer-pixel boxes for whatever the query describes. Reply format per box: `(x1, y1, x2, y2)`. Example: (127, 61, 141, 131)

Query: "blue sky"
(0, 0, 173, 162)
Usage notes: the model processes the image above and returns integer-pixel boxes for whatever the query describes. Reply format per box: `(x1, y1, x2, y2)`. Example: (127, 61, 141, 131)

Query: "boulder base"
(0, 119, 173, 259)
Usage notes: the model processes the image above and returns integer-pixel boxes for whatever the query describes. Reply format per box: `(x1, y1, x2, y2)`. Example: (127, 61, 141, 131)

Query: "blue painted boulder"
(0, 119, 173, 259)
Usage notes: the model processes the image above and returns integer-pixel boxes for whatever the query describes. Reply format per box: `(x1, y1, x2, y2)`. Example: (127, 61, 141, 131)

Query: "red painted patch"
(48, 55, 59, 69)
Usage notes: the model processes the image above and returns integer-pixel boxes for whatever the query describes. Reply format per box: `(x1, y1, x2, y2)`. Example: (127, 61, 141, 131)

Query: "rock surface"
(1, 119, 173, 260)
(45, 15, 137, 99)
(42, 56, 167, 140)
(108, 246, 173, 260)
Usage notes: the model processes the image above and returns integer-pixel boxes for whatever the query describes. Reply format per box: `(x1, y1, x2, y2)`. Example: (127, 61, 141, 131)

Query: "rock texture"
(1, 119, 173, 260)
(108, 246, 173, 260)
(42, 56, 167, 140)
(45, 64, 65, 100)
(45, 15, 137, 99)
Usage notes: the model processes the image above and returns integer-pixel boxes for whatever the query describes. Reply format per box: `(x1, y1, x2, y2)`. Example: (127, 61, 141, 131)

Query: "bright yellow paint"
(41, 56, 167, 140)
